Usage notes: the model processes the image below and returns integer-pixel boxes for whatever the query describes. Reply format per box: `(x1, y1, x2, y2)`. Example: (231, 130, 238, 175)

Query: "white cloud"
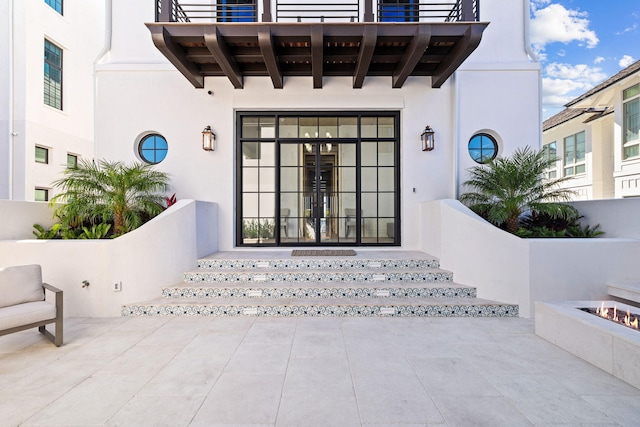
(530, 3, 599, 57)
(619, 55, 635, 68)
(594, 56, 605, 64)
(616, 23, 638, 35)
(541, 63, 607, 111)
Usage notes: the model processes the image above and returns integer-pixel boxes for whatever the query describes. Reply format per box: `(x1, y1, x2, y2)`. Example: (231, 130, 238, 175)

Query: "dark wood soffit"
(146, 22, 488, 89)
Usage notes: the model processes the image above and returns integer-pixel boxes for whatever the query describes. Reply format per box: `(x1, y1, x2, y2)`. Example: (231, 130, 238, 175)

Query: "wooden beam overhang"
(431, 24, 483, 88)
(149, 26, 204, 88)
(392, 25, 431, 89)
(258, 27, 283, 89)
(311, 26, 323, 89)
(353, 25, 377, 88)
(145, 22, 488, 89)
(204, 27, 243, 89)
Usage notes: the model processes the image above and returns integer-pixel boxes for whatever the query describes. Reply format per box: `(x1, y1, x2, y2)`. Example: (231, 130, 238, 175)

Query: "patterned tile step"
(121, 297, 518, 317)
(184, 270, 453, 284)
(161, 284, 476, 299)
(197, 258, 440, 270)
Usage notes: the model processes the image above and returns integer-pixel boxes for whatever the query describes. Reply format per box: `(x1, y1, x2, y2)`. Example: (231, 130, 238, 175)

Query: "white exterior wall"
(421, 199, 640, 318)
(0, 200, 218, 317)
(96, 0, 539, 250)
(0, 1, 104, 201)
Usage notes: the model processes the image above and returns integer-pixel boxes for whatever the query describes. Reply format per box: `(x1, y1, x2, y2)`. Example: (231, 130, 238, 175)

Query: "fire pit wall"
(535, 301, 640, 389)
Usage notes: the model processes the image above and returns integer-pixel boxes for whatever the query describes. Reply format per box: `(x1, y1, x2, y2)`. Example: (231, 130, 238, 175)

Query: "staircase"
(121, 251, 518, 317)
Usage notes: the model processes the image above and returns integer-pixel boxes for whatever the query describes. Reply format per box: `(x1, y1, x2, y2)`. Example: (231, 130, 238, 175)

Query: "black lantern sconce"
(421, 125, 435, 151)
(202, 125, 216, 151)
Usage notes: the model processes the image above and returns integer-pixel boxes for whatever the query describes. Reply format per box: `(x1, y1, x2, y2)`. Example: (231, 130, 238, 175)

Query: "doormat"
(291, 250, 356, 256)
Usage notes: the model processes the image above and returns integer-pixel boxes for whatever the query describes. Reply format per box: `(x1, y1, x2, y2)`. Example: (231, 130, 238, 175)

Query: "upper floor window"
(542, 141, 557, 179)
(44, 40, 63, 110)
(379, 0, 419, 22)
(35, 146, 49, 164)
(218, 0, 255, 22)
(623, 83, 639, 160)
(67, 153, 78, 169)
(45, 0, 63, 14)
(563, 131, 585, 176)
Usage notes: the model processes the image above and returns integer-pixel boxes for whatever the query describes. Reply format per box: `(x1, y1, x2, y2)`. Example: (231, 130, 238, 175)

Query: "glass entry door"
(280, 140, 357, 244)
(237, 112, 399, 246)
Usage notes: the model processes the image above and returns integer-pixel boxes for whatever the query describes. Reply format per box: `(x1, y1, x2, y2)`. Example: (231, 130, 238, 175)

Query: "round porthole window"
(468, 133, 498, 164)
(138, 134, 168, 164)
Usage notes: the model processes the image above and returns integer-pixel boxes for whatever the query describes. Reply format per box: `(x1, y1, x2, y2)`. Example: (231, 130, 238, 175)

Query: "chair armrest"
(42, 282, 63, 316)
(42, 282, 62, 294)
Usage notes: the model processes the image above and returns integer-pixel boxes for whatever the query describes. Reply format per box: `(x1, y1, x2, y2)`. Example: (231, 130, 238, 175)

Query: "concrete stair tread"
(199, 250, 436, 261)
(165, 282, 475, 290)
(187, 267, 448, 274)
(125, 296, 512, 307)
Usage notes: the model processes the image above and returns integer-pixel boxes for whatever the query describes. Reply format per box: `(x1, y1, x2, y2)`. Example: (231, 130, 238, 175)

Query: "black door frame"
(236, 111, 401, 247)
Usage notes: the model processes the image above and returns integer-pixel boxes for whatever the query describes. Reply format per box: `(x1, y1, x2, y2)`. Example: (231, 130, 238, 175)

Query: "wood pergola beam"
(311, 25, 323, 89)
(204, 27, 244, 89)
(392, 25, 431, 89)
(149, 26, 204, 88)
(258, 26, 283, 89)
(431, 25, 483, 88)
(353, 25, 377, 88)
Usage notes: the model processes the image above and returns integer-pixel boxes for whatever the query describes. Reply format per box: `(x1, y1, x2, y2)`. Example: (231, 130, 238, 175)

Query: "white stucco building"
(542, 60, 640, 200)
(93, 0, 540, 250)
(2, 0, 541, 251)
(0, 0, 105, 202)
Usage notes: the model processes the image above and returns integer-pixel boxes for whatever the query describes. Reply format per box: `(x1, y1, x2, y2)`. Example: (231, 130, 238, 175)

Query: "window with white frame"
(563, 131, 585, 176)
(67, 153, 78, 168)
(623, 83, 639, 160)
(35, 188, 49, 202)
(35, 146, 49, 164)
(44, 39, 62, 110)
(45, 0, 63, 14)
(542, 141, 557, 179)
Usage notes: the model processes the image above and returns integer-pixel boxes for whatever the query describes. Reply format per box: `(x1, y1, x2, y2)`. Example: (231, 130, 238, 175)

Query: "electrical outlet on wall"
(114, 281, 122, 292)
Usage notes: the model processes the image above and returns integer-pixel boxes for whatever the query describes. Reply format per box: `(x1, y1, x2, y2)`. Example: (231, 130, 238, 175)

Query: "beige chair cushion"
(0, 301, 56, 330)
(0, 265, 44, 309)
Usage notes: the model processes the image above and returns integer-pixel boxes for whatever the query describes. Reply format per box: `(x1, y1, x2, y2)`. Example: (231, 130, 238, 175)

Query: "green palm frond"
(51, 159, 170, 236)
(460, 146, 576, 233)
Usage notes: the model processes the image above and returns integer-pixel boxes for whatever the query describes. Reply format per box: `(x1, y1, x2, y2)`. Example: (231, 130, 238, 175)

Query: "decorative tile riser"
(198, 259, 440, 270)
(184, 271, 453, 284)
(122, 304, 518, 317)
(162, 286, 476, 299)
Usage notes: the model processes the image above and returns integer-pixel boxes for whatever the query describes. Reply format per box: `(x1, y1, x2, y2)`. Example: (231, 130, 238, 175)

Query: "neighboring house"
(0, 0, 105, 202)
(542, 60, 640, 200)
(2, 0, 541, 251)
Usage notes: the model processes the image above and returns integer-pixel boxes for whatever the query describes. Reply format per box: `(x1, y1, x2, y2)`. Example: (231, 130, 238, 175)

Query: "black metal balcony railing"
(156, 0, 479, 23)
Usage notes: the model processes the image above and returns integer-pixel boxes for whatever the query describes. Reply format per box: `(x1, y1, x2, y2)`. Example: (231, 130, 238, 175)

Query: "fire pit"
(580, 302, 639, 331)
(536, 301, 640, 389)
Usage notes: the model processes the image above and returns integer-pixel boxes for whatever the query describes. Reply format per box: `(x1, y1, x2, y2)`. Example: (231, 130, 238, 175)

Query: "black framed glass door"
(237, 112, 399, 246)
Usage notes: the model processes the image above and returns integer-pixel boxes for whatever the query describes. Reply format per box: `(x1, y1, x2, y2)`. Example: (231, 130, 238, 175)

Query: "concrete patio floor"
(1, 316, 639, 426)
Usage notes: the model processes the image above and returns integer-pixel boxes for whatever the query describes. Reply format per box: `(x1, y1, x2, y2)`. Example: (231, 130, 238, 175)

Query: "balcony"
(148, 0, 486, 89)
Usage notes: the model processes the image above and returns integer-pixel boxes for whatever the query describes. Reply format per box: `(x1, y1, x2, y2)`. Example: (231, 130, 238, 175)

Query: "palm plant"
(459, 146, 576, 233)
(50, 159, 170, 235)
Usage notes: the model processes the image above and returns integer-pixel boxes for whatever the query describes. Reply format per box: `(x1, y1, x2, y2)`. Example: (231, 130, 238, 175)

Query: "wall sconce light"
(421, 125, 435, 151)
(202, 125, 216, 151)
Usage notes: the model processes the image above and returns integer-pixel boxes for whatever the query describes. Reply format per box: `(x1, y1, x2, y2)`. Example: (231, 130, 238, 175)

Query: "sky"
(530, 0, 640, 120)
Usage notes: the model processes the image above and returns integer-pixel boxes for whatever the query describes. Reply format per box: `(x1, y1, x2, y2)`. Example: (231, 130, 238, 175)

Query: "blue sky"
(530, 0, 640, 119)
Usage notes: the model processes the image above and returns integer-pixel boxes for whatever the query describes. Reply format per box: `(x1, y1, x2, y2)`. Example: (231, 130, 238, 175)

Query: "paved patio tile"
(0, 316, 638, 426)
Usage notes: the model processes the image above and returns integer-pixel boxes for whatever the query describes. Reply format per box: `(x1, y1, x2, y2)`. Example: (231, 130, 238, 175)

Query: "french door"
(237, 112, 400, 246)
